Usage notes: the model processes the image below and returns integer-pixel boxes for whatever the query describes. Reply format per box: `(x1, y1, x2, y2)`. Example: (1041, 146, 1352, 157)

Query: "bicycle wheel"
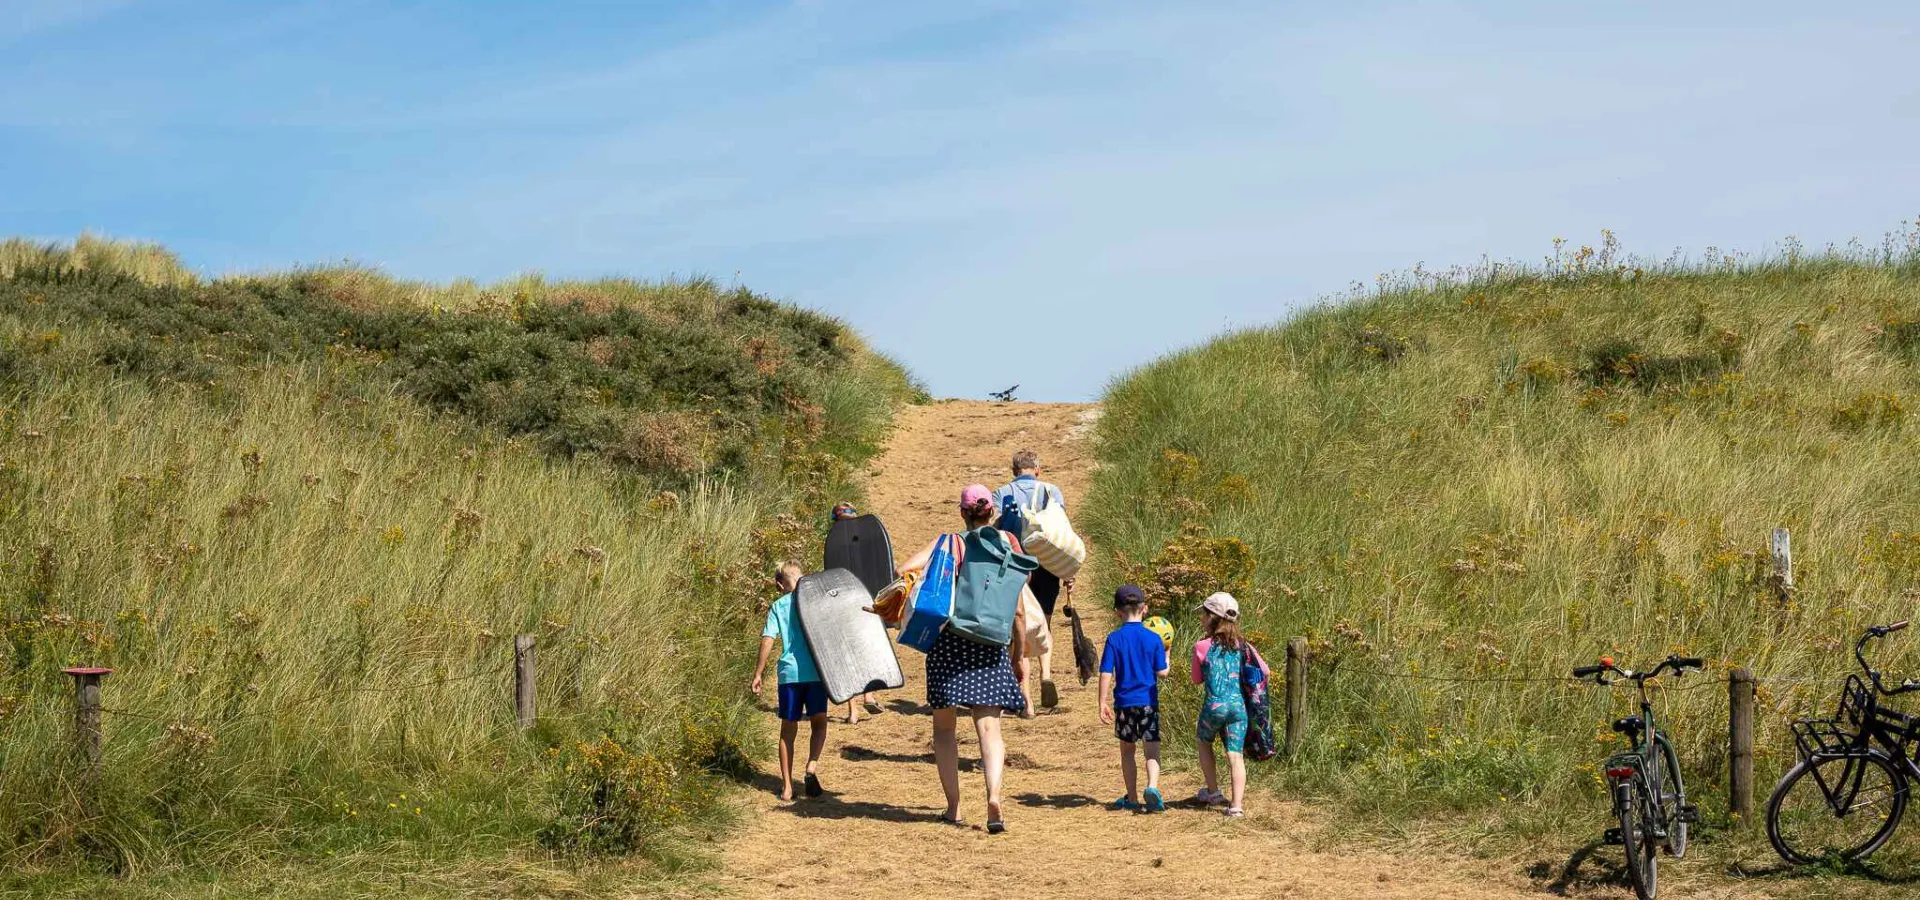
(1652, 734, 1688, 858)
(1766, 751, 1909, 866)
(1619, 781, 1658, 900)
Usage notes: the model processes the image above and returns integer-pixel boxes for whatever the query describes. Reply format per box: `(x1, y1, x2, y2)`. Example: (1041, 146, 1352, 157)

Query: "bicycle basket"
(1789, 675, 1874, 760)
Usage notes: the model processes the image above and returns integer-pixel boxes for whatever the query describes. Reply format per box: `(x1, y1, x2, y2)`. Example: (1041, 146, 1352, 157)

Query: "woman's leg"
(1227, 750, 1247, 812)
(971, 706, 1006, 822)
(932, 707, 961, 820)
(1018, 656, 1040, 718)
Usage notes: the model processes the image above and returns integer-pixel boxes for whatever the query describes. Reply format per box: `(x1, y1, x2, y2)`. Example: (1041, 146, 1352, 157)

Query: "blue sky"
(4, 1, 1917, 400)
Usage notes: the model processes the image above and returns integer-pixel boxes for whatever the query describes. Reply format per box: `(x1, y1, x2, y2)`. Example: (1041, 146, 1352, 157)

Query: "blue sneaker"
(1143, 787, 1166, 813)
(1109, 796, 1142, 812)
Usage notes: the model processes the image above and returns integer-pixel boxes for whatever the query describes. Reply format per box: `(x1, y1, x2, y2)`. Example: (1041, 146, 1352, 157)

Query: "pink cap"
(960, 484, 993, 508)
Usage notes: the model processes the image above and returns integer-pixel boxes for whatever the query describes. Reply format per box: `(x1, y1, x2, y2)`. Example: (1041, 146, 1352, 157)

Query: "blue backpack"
(948, 527, 1038, 647)
(1242, 646, 1277, 761)
(995, 492, 1026, 537)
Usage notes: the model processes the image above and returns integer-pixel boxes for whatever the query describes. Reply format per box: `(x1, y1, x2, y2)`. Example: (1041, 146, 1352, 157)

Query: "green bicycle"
(1573, 654, 1704, 900)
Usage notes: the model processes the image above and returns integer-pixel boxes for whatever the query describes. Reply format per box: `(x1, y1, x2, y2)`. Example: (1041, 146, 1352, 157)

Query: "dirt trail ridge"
(697, 400, 1626, 900)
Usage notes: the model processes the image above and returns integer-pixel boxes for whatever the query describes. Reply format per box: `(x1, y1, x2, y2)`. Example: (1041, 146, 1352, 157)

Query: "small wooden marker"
(62, 667, 114, 769)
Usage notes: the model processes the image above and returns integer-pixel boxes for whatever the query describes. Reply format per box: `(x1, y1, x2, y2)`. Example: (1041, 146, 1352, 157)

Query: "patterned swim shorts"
(1114, 704, 1161, 743)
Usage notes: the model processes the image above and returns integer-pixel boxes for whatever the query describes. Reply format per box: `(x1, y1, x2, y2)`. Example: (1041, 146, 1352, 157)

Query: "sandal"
(864, 701, 884, 716)
(1143, 787, 1166, 813)
(1224, 807, 1245, 818)
(986, 819, 1007, 835)
(1109, 796, 1143, 812)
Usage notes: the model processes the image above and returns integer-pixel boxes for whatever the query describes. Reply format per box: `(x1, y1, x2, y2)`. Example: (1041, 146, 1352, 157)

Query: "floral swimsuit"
(1196, 643, 1248, 752)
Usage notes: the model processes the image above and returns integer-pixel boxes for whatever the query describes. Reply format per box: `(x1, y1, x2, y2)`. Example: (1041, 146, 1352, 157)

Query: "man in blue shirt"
(1098, 584, 1170, 812)
(996, 449, 1072, 708)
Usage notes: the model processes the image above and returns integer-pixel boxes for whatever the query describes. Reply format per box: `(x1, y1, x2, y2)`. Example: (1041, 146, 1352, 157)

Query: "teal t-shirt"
(762, 592, 819, 685)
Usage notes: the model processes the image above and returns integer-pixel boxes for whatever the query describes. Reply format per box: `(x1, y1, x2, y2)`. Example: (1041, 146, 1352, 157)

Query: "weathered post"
(1770, 528, 1793, 604)
(1729, 668, 1756, 826)
(62, 667, 112, 769)
(1285, 637, 1307, 758)
(514, 635, 536, 730)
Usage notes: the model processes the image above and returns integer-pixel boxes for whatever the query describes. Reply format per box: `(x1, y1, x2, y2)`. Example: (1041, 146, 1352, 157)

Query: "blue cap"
(1113, 584, 1146, 607)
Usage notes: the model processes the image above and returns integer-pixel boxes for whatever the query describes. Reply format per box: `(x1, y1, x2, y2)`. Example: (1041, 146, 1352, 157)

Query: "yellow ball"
(1143, 615, 1174, 650)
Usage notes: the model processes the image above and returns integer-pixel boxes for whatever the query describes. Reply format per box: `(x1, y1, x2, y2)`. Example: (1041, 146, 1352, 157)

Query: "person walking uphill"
(1191, 592, 1267, 817)
(750, 562, 830, 802)
(1100, 584, 1169, 813)
(996, 450, 1072, 708)
(829, 501, 885, 725)
(898, 484, 1035, 834)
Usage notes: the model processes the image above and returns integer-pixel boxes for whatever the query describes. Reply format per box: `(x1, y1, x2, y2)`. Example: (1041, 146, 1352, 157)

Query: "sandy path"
(696, 400, 1573, 900)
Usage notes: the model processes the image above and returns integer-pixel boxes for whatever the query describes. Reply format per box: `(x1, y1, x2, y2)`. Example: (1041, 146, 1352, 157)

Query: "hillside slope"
(1085, 242, 1920, 858)
(0, 238, 917, 894)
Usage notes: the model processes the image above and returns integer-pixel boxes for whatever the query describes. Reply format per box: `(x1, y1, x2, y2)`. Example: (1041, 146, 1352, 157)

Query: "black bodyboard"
(824, 513, 894, 597)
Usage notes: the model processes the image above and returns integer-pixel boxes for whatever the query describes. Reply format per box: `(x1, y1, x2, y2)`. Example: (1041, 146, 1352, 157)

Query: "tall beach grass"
(1086, 228, 1920, 849)
(0, 238, 916, 887)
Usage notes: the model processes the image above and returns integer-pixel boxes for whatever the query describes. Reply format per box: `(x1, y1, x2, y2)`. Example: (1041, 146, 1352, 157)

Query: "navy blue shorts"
(777, 681, 829, 721)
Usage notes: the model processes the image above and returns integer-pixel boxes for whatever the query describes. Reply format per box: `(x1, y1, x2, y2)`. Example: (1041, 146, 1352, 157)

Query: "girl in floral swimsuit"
(1189, 592, 1267, 817)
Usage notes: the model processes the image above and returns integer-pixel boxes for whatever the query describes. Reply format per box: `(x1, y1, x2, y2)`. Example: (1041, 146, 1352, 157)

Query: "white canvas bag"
(1017, 480, 1085, 579)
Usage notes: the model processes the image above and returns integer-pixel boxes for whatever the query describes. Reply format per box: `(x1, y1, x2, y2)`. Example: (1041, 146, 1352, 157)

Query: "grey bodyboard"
(795, 568, 905, 704)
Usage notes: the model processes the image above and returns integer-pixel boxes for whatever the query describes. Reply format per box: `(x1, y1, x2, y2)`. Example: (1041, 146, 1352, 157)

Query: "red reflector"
(1606, 767, 1636, 779)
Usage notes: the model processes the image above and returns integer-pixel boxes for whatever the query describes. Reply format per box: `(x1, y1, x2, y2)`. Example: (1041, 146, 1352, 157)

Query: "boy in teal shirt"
(750, 561, 829, 801)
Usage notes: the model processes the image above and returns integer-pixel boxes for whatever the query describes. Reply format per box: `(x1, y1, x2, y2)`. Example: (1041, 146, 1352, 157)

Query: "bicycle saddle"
(1612, 716, 1644, 736)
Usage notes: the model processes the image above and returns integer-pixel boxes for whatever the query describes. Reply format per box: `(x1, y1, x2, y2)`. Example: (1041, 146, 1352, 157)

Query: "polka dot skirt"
(925, 627, 1026, 712)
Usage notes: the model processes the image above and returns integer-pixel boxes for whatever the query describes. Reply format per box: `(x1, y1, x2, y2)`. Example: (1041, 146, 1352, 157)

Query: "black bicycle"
(1767, 621, 1920, 865)
(1573, 655, 1704, 900)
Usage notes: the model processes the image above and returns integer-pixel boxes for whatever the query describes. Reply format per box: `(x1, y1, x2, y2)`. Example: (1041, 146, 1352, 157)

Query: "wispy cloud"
(4, 0, 1918, 398)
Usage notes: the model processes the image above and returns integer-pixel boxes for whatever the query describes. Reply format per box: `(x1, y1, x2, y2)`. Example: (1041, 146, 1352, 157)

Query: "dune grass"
(0, 238, 916, 890)
(1086, 230, 1920, 859)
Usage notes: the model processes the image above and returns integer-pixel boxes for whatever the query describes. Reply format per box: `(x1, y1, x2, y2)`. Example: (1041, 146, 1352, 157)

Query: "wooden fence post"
(1729, 667, 1755, 826)
(1770, 528, 1793, 603)
(62, 667, 112, 770)
(514, 635, 536, 730)
(1285, 637, 1307, 758)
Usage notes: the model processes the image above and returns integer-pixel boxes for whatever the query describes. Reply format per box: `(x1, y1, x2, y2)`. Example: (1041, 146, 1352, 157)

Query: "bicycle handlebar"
(1855, 623, 1918, 695)
(1571, 655, 1703, 684)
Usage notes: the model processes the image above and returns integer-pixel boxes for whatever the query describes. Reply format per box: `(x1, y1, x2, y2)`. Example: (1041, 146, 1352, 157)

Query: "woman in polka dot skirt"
(897, 484, 1030, 833)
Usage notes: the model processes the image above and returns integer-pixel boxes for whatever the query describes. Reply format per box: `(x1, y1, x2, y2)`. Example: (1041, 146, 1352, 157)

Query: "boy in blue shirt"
(750, 562, 828, 801)
(1098, 584, 1170, 812)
